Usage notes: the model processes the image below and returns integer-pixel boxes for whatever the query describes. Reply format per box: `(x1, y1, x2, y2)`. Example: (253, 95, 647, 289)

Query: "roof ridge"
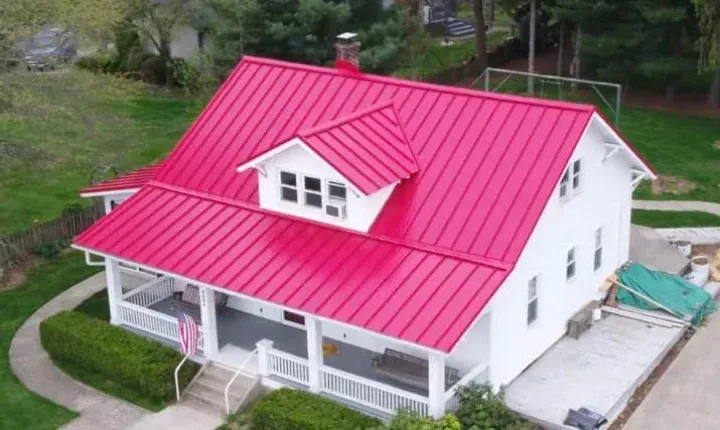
(149, 181, 513, 271)
(241, 55, 597, 114)
(297, 100, 396, 138)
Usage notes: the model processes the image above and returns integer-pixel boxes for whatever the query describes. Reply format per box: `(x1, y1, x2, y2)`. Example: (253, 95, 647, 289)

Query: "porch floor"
(504, 314, 684, 429)
(150, 298, 430, 396)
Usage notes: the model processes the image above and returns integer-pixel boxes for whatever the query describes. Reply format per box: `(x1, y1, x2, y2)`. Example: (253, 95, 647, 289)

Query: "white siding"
(486, 116, 634, 388)
(257, 143, 396, 232)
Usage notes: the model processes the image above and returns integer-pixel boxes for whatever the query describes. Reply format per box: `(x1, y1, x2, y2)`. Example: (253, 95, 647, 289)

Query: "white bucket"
(674, 240, 692, 257)
(592, 308, 602, 322)
(691, 255, 711, 276)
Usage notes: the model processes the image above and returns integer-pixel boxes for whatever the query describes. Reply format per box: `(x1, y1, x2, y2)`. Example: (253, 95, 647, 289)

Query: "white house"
(74, 42, 655, 419)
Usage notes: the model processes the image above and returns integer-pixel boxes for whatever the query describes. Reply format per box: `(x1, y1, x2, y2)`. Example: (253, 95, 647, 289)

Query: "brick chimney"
(335, 32, 360, 72)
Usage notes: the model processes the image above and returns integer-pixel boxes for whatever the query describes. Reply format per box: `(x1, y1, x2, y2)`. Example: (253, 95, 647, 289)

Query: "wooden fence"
(0, 205, 102, 283)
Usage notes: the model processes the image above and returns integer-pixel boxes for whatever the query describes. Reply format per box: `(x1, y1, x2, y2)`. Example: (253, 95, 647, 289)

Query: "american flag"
(177, 313, 199, 356)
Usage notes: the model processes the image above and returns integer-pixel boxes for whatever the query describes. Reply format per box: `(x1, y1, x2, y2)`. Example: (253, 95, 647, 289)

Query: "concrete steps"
(181, 362, 259, 416)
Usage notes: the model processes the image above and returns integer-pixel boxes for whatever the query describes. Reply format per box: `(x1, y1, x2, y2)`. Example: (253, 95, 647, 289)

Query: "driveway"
(624, 314, 720, 429)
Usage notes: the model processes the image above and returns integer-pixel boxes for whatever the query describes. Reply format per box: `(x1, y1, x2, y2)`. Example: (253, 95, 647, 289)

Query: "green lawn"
(0, 71, 202, 235)
(0, 252, 102, 430)
(632, 210, 720, 228)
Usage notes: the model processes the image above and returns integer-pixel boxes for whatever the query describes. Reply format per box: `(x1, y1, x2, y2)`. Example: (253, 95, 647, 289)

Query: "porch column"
(306, 317, 323, 393)
(256, 339, 274, 377)
(428, 352, 446, 419)
(105, 258, 123, 325)
(199, 286, 219, 358)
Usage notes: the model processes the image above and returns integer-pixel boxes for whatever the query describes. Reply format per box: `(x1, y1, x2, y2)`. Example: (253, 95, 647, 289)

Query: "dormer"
(237, 102, 418, 232)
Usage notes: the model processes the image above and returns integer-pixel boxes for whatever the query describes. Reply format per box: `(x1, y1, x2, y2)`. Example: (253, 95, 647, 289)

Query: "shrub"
(139, 54, 168, 85)
(371, 410, 461, 430)
(75, 54, 112, 73)
(251, 388, 380, 430)
(40, 311, 199, 403)
(171, 58, 202, 93)
(32, 239, 68, 258)
(455, 384, 530, 430)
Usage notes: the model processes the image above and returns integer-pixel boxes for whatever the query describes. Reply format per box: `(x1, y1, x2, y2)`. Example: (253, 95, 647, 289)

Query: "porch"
(110, 263, 489, 418)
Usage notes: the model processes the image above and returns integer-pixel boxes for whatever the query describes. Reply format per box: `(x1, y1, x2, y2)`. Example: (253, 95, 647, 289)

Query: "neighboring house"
(74, 40, 655, 419)
(144, 25, 206, 63)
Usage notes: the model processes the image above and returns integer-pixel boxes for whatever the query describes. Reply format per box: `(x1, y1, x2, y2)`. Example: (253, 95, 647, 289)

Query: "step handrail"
(174, 355, 190, 401)
(225, 348, 259, 415)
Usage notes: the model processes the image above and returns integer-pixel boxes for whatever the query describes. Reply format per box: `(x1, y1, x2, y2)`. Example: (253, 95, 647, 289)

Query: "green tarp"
(616, 262, 716, 326)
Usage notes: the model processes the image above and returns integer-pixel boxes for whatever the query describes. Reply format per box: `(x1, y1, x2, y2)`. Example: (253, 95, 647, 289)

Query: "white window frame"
(594, 227, 603, 271)
(279, 170, 299, 203)
(559, 168, 570, 200)
(302, 175, 323, 209)
(571, 159, 582, 192)
(559, 158, 582, 201)
(566, 246, 577, 282)
(327, 180, 347, 202)
(527, 276, 539, 326)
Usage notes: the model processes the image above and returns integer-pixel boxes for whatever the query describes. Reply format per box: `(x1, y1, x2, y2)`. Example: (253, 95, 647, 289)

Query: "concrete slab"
(624, 312, 720, 430)
(655, 227, 720, 245)
(504, 314, 684, 429)
(630, 225, 689, 274)
(126, 404, 224, 430)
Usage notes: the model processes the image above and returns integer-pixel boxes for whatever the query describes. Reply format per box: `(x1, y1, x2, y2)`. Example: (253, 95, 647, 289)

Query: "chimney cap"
(337, 32, 358, 41)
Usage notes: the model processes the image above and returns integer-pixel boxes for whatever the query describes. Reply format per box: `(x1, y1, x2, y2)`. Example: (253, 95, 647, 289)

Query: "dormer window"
(304, 176, 323, 208)
(280, 171, 298, 202)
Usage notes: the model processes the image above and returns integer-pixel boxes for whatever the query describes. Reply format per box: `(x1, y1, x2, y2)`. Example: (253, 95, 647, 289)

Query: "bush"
(140, 55, 168, 85)
(371, 410, 461, 430)
(251, 388, 380, 430)
(75, 54, 111, 73)
(40, 311, 199, 403)
(32, 239, 68, 258)
(171, 58, 202, 93)
(455, 384, 530, 430)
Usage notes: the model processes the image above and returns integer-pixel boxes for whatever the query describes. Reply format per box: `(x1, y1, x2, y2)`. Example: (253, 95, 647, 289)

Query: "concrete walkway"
(9, 271, 223, 430)
(633, 200, 720, 217)
(624, 314, 720, 430)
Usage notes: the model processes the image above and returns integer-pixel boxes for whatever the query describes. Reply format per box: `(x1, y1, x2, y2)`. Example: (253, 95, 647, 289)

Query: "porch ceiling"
(74, 183, 510, 353)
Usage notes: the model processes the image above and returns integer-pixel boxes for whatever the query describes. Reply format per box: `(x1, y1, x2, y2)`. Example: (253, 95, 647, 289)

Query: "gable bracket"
(631, 168, 648, 190)
(603, 141, 622, 162)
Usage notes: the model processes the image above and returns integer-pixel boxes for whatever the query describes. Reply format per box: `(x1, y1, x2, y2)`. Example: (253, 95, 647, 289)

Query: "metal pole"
(485, 69, 490, 91)
(616, 84, 622, 128)
(528, 0, 536, 94)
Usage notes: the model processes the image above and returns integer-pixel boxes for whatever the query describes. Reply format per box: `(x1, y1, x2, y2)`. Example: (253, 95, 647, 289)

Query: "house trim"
(591, 113, 656, 179)
(80, 188, 141, 198)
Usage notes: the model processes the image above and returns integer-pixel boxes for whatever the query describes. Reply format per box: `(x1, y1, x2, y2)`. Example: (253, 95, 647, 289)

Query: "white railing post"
(306, 317, 323, 393)
(256, 339, 274, 377)
(106, 258, 123, 325)
(428, 352, 446, 419)
(199, 286, 219, 359)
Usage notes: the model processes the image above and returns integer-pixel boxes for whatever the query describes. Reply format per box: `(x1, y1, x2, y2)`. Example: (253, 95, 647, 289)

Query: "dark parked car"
(21, 26, 77, 71)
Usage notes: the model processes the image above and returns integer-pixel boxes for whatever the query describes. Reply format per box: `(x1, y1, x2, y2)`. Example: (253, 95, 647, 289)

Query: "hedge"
(251, 388, 380, 430)
(40, 311, 199, 403)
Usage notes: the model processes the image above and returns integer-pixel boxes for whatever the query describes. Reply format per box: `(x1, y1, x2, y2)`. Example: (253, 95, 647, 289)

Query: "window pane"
(305, 176, 321, 192)
(329, 182, 347, 200)
(594, 249, 602, 270)
(560, 184, 567, 198)
(528, 300, 537, 325)
(567, 248, 575, 262)
(305, 192, 322, 208)
(572, 175, 580, 189)
(561, 169, 569, 184)
(280, 171, 296, 186)
(567, 262, 575, 280)
(595, 228, 602, 247)
(573, 160, 581, 173)
(281, 187, 298, 202)
(528, 278, 537, 300)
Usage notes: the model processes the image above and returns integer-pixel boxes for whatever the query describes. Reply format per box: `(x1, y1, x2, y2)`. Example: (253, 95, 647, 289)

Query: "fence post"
(256, 339, 274, 377)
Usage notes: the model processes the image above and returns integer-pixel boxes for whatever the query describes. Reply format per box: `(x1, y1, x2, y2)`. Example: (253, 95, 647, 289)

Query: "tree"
(693, 0, 720, 106)
(473, 0, 488, 72)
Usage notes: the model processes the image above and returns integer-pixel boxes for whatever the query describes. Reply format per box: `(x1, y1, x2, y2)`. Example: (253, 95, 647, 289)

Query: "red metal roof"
(74, 183, 509, 352)
(297, 101, 418, 195)
(74, 56, 653, 352)
(81, 163, 161, 196)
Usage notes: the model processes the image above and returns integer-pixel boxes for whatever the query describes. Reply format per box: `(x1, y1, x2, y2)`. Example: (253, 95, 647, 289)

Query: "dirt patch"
(0, 257, 38, 291)
(714, 140, 720, 151)
(608, 328, 694, 430)
(650, 175, 697, 195)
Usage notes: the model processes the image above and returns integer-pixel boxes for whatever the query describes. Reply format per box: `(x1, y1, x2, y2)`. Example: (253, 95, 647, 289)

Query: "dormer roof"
(297, 102, 418, 195)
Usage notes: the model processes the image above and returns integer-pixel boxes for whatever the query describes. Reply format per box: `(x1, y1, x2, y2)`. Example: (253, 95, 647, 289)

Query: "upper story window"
(279, 170, 348, 219)
(566, 246, 577, 281)
(559, 159, 582, 201)
(594, 227, 603, 271)
(527, 276, 539, 326)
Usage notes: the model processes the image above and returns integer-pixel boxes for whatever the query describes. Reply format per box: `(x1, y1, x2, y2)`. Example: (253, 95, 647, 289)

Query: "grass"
(632, 210, 720, 228)
(75, 289, 110, 321)
(0, 71, 202, 235)
(0, 251, 102, 430)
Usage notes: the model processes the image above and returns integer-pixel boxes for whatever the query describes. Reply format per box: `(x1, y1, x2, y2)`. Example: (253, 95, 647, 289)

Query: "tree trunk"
(710, 67, 720, 108)
(557, 22, 564, 77)
(473, 0, 487, 72)
(570, 26, 581, 91)
(160, 39, 173, 87)
(527, 0, 536, 93)
(487, 0, 495, 29)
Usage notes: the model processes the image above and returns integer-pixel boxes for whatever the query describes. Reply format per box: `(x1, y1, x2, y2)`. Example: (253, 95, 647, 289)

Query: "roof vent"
(335, 32, 360, 72)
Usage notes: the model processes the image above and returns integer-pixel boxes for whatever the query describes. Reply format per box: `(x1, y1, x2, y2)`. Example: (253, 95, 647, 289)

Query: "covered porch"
(107, 259, 490, 418)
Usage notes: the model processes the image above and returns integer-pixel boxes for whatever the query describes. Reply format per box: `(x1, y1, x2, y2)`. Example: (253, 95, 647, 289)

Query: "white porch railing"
(122, 276, 175, 308)
(443, 361, 489, 412)
(118, 301, 203, 350)
(321, 365, 429, 417)
(267, 349, 310, 385)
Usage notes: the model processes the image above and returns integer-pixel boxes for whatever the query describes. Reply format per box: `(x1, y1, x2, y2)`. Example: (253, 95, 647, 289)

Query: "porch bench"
(173, 284, 228, 313)
(371, 348, 460, 390)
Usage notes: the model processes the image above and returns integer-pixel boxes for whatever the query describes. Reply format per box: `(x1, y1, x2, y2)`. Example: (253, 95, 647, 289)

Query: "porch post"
(105, 258, 123, 325)
(256, 339, 274, 377)
(199, 286, 219, 358)
(428, 351, 446, 419)
(306, 317, 323, 393)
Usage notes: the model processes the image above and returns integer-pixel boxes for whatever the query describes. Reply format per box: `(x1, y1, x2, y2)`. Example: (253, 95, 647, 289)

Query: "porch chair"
(175, 284, 228, 313)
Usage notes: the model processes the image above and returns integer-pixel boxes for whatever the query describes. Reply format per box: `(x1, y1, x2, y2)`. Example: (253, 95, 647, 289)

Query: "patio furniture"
(371, 348, 460, 390)
(174, 284, 228, 313)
